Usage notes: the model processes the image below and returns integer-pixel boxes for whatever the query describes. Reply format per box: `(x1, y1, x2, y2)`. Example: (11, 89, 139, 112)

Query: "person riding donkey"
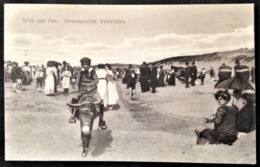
(67, 57, 107, 130)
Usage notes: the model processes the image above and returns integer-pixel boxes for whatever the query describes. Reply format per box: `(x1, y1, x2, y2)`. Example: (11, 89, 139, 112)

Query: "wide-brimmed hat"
(47, 61, 53, 67)
(24, 61, 29, 65)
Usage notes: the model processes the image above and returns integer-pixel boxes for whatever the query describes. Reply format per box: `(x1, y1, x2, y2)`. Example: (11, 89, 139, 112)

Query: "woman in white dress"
(44, 61, 57, 96)
(105, 63, 119, 110)
(61, 65, 72, 95)
(96, 64, 108, 107)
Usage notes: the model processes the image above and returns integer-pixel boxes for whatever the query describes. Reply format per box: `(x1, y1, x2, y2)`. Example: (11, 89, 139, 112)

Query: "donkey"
(67, 94, 101, 157)
(195, 129, 237, 146)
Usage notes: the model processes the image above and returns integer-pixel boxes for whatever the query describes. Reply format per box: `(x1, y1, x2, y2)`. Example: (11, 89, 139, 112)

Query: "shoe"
(99, 120, 107, 130)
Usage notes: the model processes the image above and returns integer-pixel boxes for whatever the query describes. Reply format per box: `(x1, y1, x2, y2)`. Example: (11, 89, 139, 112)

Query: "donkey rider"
(67, 57, 107, 130)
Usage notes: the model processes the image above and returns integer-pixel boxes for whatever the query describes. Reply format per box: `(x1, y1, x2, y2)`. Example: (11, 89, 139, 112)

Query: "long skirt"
(107, 81, 118, 105)
(97, 79, 108, 107)
(44, 74, 55, 95)
(168, 74, 176, 85)
(23, 71, 31, 85)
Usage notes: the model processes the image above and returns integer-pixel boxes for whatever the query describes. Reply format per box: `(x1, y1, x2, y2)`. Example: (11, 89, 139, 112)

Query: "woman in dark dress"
(202, 90, 239, 145)
(167, 65, 176, 86)
(236, 93, 256, 133)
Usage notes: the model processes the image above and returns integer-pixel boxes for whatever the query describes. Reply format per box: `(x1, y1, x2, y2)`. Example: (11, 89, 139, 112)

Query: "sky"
(4, 4, 254, 66)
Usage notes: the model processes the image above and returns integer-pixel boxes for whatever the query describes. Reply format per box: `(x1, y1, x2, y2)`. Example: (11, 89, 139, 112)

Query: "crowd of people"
(5, 58, 255, 145)
(4, 60, 119, 110)
(120, 61, 219, 97)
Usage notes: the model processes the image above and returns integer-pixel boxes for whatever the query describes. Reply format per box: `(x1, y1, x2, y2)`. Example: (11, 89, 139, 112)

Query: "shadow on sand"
(89, 129, 113, 157)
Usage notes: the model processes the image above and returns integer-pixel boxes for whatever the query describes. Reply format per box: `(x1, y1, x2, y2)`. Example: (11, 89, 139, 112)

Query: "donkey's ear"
(195, 130, 200, 137)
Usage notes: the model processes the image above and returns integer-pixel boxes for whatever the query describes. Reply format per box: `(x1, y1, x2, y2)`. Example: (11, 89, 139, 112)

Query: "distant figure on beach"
(167, 65, 176, 86)
(11, 62, 23, 92)
(44, 61, 58, 96)
(35, 67, 44, 88)
(61, 65, 72, 95)
(139, 62, 150, 92)
(149, 63, 158, 93)
(199, 68, 206, 85)
(190, 61, 197, 86)
(157, 65, 165, 87)
(209, 67, 215, 81)
(127, 66, 137, 100)
(184, 62, 190, 88)
(22, 61, 32, 85)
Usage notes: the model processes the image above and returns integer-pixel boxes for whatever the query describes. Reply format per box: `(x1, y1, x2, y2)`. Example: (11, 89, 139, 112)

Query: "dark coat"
(127, 72, 137, 89)
(149, 67, 157, 88)
(139, 66, 149, 81)
(213, 105, 238, 136)
(236, 103, 256, 133)
(190, 65, 197, 79)
(184, 66, 190, 79)
(11, 66, 23, 82)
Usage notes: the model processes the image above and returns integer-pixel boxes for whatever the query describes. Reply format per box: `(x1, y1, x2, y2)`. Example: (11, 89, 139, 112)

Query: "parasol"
(214, 77, 254, 91)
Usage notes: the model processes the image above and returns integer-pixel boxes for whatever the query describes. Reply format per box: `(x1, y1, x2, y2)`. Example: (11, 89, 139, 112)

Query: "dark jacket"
(184, 66, 190, 78)
(139, 66, 149, 81)
(149, 67, 157, 87)
(75, 68, 99, 92)
(190, 65, 197, 79)
(213, 105, 238, 136)
(236, 103, 256, 133)
(11, 66, 23, 81)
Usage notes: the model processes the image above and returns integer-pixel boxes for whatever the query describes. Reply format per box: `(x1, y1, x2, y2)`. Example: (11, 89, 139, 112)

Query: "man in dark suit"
(139, 61, 150, 92)
(190, 61, 197, 86)
(185, 62, 191, 88)
(149, 63, 158, 93)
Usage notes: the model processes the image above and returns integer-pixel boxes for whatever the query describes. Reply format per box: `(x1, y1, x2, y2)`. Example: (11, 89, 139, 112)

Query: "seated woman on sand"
(197, 90, 239, 145)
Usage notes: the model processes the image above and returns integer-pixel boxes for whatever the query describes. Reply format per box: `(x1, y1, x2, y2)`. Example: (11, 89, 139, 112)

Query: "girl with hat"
(61, 65, 72, 95)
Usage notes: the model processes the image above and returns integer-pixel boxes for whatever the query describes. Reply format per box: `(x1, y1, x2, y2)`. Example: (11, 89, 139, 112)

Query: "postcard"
(4, 4, 255, 163)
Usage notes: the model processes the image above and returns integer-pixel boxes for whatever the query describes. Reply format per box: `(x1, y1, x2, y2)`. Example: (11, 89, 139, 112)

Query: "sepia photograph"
(4, 4, 256, 163)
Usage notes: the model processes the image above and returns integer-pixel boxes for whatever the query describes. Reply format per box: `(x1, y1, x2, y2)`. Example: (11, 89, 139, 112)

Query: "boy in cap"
(67, 57, 107, 129)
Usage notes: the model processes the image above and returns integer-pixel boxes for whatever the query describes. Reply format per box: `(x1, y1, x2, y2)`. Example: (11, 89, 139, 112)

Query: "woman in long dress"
(106, 63, 119, 110)
(96, 64, 108, 107)
(44, 61, 57, 96)
(167, 66, 176, 86)
(157, 65, 165, 87)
